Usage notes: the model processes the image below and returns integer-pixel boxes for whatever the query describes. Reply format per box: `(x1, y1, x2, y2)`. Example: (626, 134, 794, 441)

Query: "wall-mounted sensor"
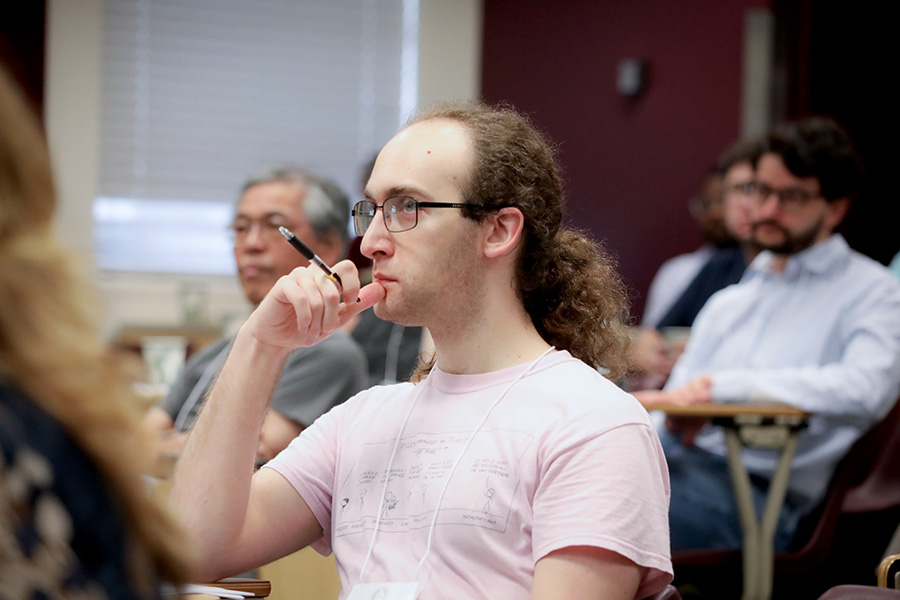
(617, 57, 646, 97)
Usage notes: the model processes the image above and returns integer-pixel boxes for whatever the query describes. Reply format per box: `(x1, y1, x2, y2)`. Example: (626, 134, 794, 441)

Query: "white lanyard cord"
(358, 375, 431, 582)
(414, 346, 553, 579)
(357, 347, 555, 584)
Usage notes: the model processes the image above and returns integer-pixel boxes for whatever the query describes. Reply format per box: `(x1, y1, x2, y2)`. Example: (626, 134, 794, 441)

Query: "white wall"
(44, 0, 483, 338)
(45, 0, 101, 260)
(418, 0, 484, 109)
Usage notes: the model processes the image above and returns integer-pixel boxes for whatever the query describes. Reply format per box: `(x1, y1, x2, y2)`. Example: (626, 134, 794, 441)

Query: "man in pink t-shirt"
(171, 103, 673, 599)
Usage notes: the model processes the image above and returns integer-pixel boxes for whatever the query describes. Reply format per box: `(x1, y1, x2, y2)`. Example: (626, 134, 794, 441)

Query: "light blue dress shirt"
(665, 234, 900, 508)
(890, 250, 900, 279)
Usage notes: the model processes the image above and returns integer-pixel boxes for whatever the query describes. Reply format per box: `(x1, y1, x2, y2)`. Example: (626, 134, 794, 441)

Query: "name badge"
(346, 581, 421, 600)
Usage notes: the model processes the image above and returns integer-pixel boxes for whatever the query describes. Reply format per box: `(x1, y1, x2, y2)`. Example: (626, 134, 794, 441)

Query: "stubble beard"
(751, 215, 826, 256)
(374, 227, 486, 334)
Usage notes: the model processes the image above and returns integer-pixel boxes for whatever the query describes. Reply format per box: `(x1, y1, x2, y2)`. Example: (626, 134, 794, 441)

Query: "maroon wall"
(481, 0, 768, 319)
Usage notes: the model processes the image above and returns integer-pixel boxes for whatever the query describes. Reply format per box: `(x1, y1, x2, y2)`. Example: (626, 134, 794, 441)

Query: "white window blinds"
(96, 0, 418, 275)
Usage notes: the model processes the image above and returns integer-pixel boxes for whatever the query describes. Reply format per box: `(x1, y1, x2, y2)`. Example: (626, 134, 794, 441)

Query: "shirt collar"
(748, 234, 849, 278)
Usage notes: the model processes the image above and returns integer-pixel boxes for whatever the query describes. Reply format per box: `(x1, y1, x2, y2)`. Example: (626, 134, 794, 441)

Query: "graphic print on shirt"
(482, 481, 495, 513)
(334, 428, 534, 538)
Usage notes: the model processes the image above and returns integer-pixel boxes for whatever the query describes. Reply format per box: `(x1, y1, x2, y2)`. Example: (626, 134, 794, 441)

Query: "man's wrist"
(234, 325, 295, 366)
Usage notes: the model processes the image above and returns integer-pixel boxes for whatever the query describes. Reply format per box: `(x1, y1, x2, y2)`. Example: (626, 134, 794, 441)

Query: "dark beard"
(751, 216, 824, 256)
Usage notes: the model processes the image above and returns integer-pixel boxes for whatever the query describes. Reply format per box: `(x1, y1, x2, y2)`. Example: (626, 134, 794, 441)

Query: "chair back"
(841, 399, 900, 514)
(878, 554, 900, 589)
(779, 396, 900, 571)
(645, 584, 682, 600)
(817, 584, 900, 599)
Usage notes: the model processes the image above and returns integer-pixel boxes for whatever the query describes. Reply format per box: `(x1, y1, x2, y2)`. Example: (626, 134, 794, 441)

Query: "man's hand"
(171, 264, 383, 578)
(246, 259, 386, 351)
(626, 328, 677, 390)
(665, 375, 713, 406)
(664, 375, 713, 446)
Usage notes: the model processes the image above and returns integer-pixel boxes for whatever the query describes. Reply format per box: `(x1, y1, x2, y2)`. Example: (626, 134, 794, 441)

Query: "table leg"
(725, 429, 761, 600)
(757, 435, 798, 600)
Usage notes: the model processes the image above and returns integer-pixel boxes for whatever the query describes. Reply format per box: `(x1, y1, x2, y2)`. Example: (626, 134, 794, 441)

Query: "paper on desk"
(161, 583, 253, 599)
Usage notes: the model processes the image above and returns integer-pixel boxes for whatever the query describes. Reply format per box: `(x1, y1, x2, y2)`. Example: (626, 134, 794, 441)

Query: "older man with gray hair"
(143, 166, 367, 461)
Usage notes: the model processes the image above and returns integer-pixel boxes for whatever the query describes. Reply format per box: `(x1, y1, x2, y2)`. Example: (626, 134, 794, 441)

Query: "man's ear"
(826, 197, 851, 232)
(483, 207, 525, 259)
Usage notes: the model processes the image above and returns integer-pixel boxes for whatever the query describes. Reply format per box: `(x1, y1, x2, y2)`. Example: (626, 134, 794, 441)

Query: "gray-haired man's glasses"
(351, 196, 496, 236)
(228, 215, 294, 245)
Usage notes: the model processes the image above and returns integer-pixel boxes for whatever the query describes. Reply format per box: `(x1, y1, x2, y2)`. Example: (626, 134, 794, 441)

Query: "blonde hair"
(0, 67, 193, 586)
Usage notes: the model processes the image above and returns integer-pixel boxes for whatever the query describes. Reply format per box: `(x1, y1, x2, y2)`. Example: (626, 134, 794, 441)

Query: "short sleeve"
(532, 420, 673, 598)
(263, 398, 349, 555)
(271, 332, 367, 427)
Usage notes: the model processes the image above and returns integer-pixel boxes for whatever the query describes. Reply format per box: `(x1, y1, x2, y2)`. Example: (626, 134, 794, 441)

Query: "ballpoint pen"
(279, 226, 358, 301)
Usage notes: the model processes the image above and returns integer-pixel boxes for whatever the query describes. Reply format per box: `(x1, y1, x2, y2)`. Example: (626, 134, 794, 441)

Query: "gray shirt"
(350, 309, 422, 386)
(161, 331, 367, 431)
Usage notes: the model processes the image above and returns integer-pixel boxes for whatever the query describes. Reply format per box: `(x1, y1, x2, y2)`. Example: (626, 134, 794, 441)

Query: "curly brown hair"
(409, 102, 632, 379)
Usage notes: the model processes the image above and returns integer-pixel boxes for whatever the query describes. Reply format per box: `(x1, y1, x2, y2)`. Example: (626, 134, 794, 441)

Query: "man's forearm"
(170, 326, 292, 564)
(531, 546, 642, 600)
(710, 363, 900, 418)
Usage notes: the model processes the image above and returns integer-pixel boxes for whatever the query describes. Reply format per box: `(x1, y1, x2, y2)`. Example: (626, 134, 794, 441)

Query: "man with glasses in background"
(639, 117, 900, 552)
(142, 167, 366, 462)
(170, 104, 673, 598)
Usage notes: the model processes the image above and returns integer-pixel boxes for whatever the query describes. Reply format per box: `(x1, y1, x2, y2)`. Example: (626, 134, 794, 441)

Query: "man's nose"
(359, 210, 392, 258)
(240, 223, 269, 249)
(755, 192, 783, 219)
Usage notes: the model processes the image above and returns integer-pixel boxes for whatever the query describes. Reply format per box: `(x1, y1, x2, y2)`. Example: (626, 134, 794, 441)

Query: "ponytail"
(519, 228, 631, 379)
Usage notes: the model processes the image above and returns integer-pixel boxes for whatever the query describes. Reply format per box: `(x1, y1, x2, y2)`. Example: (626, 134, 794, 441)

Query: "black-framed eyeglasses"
(351, 196, 497, 236)
(748, 181, 822, 211)
(725, 181, 756, 197)
(228, 215, 293, 244)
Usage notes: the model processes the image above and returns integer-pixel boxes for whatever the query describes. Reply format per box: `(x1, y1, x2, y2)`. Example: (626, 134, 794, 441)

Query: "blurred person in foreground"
(142, 167, 366, 462)
(170, 103, 672, 598)
(0, 67, 191, 596)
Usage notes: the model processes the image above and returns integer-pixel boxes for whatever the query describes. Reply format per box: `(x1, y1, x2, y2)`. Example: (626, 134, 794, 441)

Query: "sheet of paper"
(161, 583, 253, 599)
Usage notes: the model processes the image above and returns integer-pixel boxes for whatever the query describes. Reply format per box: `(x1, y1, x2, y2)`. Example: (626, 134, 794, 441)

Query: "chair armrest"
(878, 554, 900, 588)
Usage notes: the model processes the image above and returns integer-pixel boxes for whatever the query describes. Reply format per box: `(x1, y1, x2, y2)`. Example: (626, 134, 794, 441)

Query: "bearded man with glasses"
(170, 103, 674, 599)
(142, 167, 366, 464)
(636, 117, 900, 554)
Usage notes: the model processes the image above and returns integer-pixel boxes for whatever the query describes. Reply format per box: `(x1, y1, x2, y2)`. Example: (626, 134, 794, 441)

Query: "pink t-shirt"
(265, 350, 672, 599)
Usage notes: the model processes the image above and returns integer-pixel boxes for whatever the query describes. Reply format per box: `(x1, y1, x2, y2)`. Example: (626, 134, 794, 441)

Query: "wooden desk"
(171, 578, 271, 599)
(259, 547, 340, 600)
(645, 402, 810, 600)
